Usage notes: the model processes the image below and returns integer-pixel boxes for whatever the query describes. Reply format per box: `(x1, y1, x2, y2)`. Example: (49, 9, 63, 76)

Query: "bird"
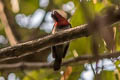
(51, 10, 71, 71)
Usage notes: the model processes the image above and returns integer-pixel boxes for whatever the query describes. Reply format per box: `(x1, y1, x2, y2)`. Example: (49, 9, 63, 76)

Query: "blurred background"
(0, 0, 120, 80)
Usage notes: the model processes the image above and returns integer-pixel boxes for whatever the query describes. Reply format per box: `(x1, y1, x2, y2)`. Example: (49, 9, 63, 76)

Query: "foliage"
(0, 0, 120, 80)
(19, 0, 39, 15)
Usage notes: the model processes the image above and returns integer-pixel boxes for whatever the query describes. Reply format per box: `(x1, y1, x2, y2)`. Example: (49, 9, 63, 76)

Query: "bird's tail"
(54, 58, 62, 71)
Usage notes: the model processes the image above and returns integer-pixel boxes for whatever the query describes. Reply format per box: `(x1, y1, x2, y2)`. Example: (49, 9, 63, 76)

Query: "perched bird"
(51, 10, 71, 71)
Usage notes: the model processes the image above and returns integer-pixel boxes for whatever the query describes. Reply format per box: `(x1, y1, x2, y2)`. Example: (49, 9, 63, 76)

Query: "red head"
(51, 11, 70, 26)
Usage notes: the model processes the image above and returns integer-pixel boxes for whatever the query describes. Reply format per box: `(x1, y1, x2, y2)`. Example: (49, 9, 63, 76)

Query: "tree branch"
(0, 7, 120, 62)
(0, 51, 119, 71)
(0, 24, 89, 60)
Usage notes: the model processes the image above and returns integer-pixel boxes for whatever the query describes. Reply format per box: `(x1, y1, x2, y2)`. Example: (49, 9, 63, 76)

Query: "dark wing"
(51, 46, 56, 58)
(62, 24, 71, 58)
(52, 44, 64, 70)
(62, 42, 69, 58)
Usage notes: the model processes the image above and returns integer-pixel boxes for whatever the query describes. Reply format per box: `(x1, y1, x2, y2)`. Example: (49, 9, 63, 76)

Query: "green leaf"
(23, 69, 61, 80)
(115, 60, 120, 71)
(100, 71, 116, 80)
(116, 27, 120, 51)
(70, 4, 86, 27)
(69, 37, 92, 56)
(19, 0, 39, 15)
(94, 2, 105, 13)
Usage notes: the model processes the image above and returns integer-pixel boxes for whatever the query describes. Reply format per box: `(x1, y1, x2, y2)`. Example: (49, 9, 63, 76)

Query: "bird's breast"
(56, 25, 71, 31)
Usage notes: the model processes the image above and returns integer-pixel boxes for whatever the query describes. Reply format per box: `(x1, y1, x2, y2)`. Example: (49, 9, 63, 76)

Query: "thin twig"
(0, 51, 119, 71)
(90, 63, 96, 76)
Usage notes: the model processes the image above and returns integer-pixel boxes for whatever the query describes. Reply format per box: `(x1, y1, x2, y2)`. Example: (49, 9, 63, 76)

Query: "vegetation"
(0, 0, 120, 80)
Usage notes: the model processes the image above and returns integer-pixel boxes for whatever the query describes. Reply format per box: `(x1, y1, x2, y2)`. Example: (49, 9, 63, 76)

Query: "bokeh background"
(0, 0, 120, 80)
